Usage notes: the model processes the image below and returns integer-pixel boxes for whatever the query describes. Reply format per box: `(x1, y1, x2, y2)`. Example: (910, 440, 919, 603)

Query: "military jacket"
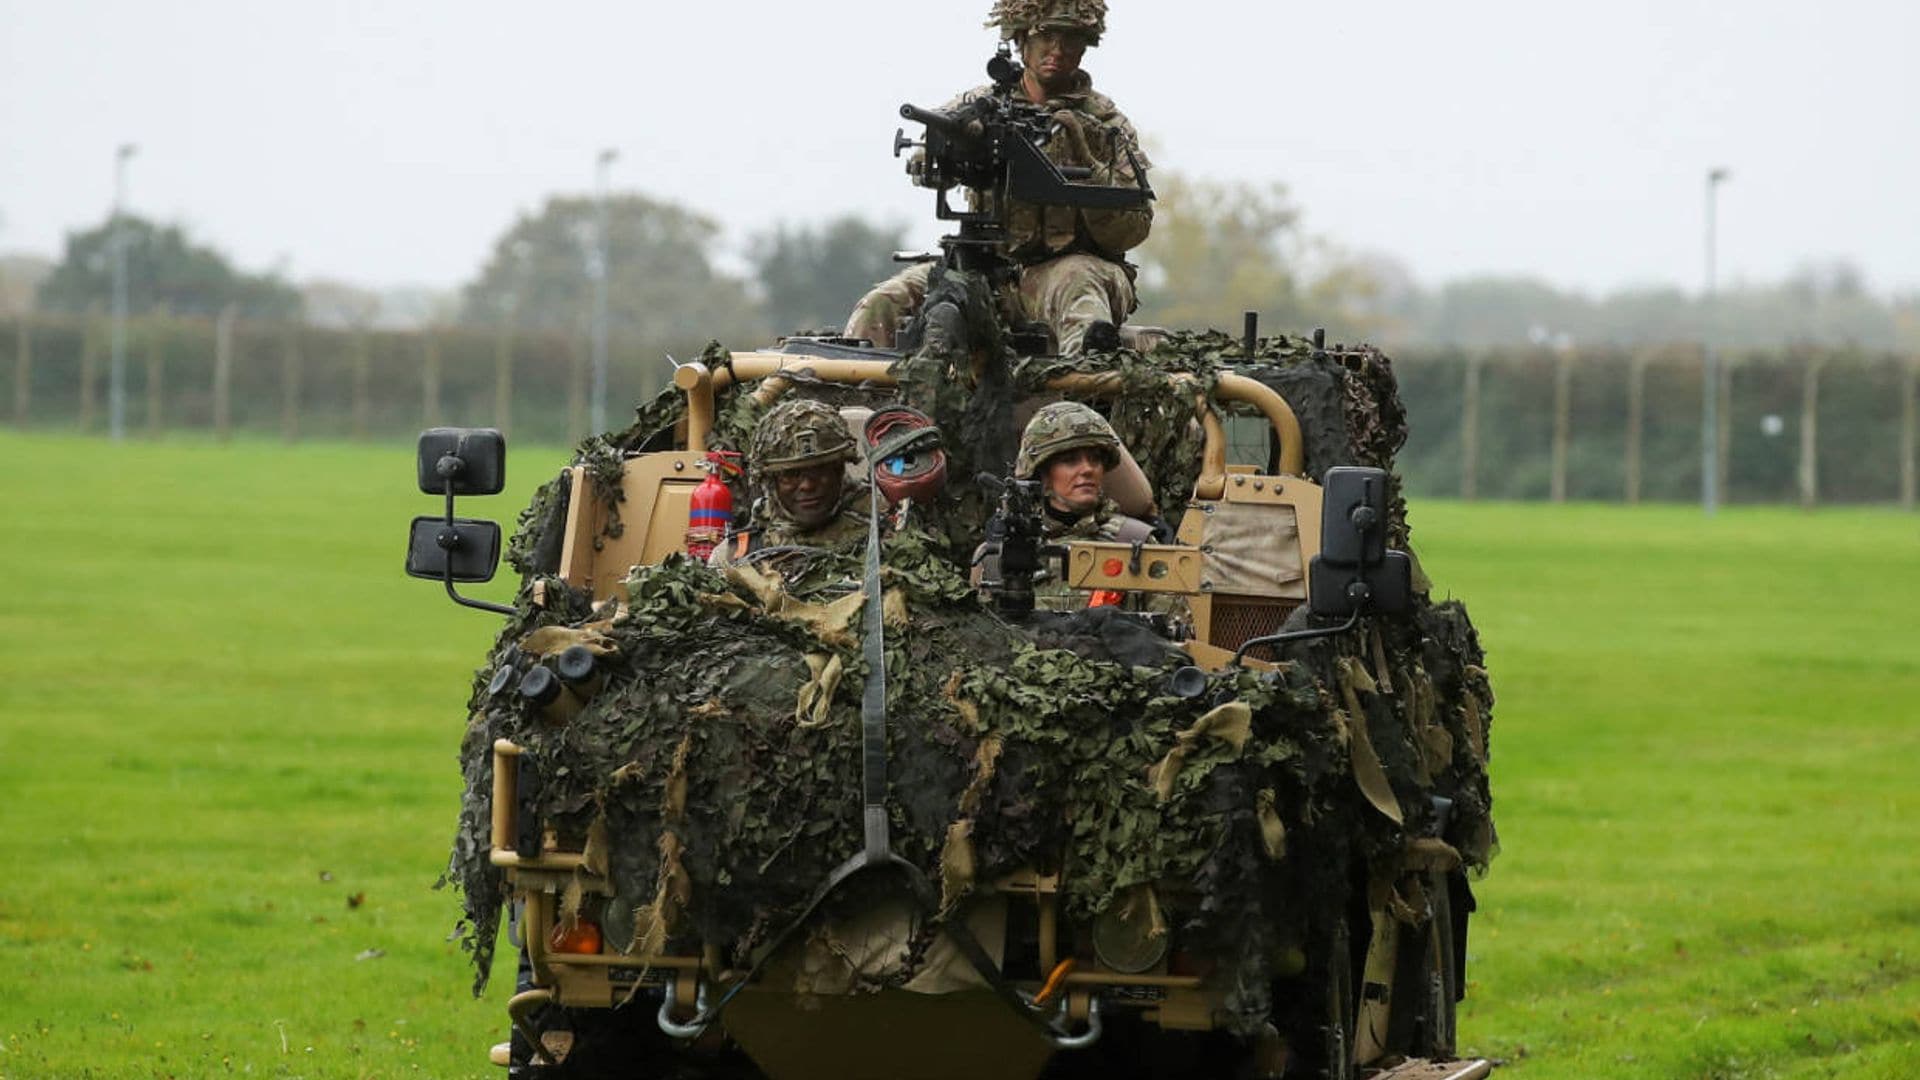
(1041, 497, 1150, 543)
(944, 71, 1153, 265)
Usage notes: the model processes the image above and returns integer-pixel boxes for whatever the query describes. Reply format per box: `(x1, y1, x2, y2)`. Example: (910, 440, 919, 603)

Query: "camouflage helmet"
(1015, 401, 1121, 479)
(750, 398, 857, 477)
(986, 0, 1107, 45)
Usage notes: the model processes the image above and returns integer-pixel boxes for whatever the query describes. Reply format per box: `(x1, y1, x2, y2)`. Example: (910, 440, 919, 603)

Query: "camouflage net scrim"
(986, 0, 1109, 44)
(444, 330, 1495, 1037)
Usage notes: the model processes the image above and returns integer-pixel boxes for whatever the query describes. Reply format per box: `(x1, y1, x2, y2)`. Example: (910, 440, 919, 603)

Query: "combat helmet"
(1015, 401, 1121, 479)
(986, 0, 1107, 45)
(750, 398, 857, 478)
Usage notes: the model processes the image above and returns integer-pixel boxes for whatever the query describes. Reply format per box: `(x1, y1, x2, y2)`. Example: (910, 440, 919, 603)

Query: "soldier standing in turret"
(711, 398, 868, 568)
(844, 0, 1152, 356)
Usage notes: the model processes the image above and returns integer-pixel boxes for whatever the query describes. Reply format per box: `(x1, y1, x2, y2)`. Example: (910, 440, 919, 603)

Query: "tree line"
(12, 180, 1920, 357)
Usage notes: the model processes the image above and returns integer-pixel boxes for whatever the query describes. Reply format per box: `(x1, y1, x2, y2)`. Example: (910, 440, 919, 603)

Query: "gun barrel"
(900, 103, 981, 140)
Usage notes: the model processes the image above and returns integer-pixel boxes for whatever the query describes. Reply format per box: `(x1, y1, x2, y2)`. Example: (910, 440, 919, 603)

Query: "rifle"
(974, 471, 1067, 620)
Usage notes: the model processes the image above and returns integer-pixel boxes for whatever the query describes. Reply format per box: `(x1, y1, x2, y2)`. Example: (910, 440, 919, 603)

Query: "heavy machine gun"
(894, 47, 1153, 277)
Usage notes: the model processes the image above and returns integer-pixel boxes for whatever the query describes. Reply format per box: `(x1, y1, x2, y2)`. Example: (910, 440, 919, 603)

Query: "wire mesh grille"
(1208, 597, 1297, 661)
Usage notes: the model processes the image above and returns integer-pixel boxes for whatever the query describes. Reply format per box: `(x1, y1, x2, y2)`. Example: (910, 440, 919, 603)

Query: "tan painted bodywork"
(1177, 471, 1325, 660)
(555, 451, 710, 598)
(1062, 541, 1204, 593)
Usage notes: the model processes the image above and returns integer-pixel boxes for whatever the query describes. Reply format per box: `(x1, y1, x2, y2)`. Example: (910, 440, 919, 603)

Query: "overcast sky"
(3, 0, 1916, 298)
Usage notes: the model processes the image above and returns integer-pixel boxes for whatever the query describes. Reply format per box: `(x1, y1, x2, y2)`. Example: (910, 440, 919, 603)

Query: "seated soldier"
(976, 401, 1156, 610)
(843, 0, 1151, 357)
(711, 398, 868, 569)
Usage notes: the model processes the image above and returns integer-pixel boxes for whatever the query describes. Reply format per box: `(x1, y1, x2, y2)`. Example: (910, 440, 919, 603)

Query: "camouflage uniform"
(844, 2, 1151, 356)
(976, 402, 1155, 609)
(710, 399, 868, 569)
(1041, 498, 1146, 543)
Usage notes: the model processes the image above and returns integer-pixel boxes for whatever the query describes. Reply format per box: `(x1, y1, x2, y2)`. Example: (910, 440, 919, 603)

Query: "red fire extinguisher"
(684, 450, 742, 561)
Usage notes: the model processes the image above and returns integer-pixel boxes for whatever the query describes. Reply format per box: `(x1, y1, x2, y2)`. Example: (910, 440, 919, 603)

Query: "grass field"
(0, 429, 1915, 1079)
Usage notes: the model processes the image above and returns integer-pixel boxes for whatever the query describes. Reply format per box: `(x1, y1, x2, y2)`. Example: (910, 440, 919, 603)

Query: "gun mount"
(894, 49, 1153, 277)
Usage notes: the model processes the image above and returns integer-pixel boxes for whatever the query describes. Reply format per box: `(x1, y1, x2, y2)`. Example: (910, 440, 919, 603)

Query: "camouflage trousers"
(843, 255, 1137, 356)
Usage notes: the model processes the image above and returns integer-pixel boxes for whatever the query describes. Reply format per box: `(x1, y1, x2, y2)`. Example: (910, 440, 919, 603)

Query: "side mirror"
(408, 427, 514, 616)
(405, 517, 502, 583)
(1309, 466, 1412, 618)
(417, 428, 506, 496)
(1230, 466, 1413, 666)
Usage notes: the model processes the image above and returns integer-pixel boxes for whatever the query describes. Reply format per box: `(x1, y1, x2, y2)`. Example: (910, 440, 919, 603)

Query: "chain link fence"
(2, 312, 685, 449)
(6, 314, 1916, 508)
(1394, 346, 1917, 507)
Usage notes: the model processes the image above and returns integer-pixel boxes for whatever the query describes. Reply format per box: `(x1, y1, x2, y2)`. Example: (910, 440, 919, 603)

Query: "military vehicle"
(406, 47, 1495, 1080)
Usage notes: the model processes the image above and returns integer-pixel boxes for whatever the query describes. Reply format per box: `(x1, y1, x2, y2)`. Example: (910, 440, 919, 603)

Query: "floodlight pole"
(590, 148, 619, 435)
(1702, 167, 1730, 515)
(109, 143, 138, 443)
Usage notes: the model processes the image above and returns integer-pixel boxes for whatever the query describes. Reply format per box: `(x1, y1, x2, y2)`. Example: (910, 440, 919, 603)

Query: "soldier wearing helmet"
(844, 0, 1151, 357)
(711, 398, 868, 568)
(975, 401, 1157, 608)
(1017, 401, 1156, 536)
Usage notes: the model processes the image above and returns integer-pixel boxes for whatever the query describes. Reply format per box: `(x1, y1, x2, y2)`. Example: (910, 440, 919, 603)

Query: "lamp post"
(590, 148, 619, 435)
(108, 143, 138, 443)
(1702, 166, 1730, 515)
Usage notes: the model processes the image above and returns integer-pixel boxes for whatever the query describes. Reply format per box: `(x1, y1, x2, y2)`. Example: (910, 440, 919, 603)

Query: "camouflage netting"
(986, 0, 1109, 43)
(444, 331, 1495, 1037)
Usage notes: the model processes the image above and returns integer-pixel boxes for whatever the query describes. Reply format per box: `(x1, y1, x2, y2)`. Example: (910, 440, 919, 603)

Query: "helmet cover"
(985, 0, 1107, 45)
(750, 398, 857, 478)
(1015, 400, 1121, 479)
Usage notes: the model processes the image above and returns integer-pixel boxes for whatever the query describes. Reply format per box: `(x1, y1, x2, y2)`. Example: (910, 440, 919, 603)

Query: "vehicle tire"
(1386, 871, 1458, 1059)
(510, 1000, 766, 1080)
(1290, 910, 1358, 1080)
(1043, 1011, 1258, 1080)
(1416, 872, 1460, 1057)
(508, 1001, 632, 1080)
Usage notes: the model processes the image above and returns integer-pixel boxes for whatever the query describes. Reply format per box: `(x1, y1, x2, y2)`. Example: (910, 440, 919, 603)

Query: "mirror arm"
(1234, 572, 1380, 666)
(1229, 604, 1364, 667)
(440, 479, 515, 617)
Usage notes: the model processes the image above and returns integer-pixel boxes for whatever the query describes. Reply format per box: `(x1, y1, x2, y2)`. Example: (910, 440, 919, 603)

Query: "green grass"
(0, 430, 567, 1079)
(1, 429, 1917, 1078)
(1414, 501, 1920, 1077)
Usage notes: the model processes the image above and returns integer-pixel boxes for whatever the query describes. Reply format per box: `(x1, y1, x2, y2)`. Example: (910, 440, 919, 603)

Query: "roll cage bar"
(672, 351, 1305, 497)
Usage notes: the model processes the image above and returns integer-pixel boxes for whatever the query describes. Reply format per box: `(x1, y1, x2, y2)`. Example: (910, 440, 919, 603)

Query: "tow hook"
(656, 976, 712, 1040)
(1047, 993, 1104, 1050)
